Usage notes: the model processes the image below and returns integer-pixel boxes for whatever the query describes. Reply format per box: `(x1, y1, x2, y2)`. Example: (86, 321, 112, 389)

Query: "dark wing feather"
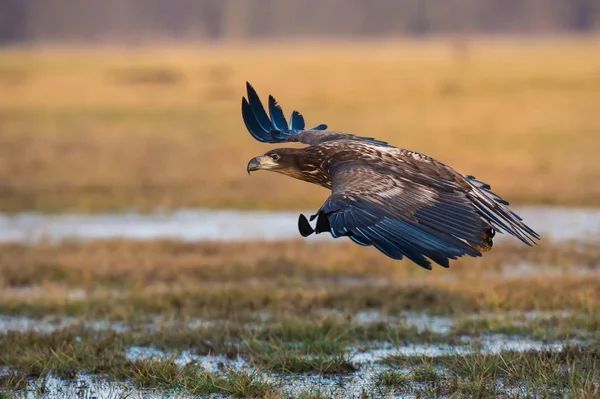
(304, 157, 538, 269)
(289, 110, 305, 131)
(268, 95, 289, 131)
(241, 82, 388, 146)
(242, 82, 327, 143)
(245, 82, 273, 134)
(309, 163, 485, 269)
(463, 175, 540, 244)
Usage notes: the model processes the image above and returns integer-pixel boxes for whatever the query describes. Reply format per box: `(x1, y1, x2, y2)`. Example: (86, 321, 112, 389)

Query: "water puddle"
(124, 346, 246, 373)
(4, 337, 585, 399)
(120, 340, 575, 399)
(5, 374, 200, 399)
(351, 310, 455, 334)
(0, 206, 598, 243)
(123, 335, 572, 366)
(276, 367, 394, 399)
(0, 309, 579, 336)
(351, 336, 572, 365)
(0, 315, 216, 335)
(498, 262, 597, 278)
(0, 315, 78, 334)
(351, 343, 471, 363)
(398, 311, 456, 335)
(477, 335, 569, 354)
(0, 315, 138, 335)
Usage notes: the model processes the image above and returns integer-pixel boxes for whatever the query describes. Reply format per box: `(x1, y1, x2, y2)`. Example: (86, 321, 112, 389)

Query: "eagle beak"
(247, 156, 262, 174)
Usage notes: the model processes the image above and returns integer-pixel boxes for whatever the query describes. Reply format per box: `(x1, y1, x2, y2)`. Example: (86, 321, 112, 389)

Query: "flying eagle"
(243, 83, 539, 269)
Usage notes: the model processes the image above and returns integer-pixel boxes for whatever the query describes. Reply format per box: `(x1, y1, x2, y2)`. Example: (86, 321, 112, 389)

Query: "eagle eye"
(271, 154, 280, 161)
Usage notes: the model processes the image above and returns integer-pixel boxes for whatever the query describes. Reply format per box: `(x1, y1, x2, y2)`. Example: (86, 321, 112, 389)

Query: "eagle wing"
(241, 82, 388, 146)
(301, 157, 539, 269)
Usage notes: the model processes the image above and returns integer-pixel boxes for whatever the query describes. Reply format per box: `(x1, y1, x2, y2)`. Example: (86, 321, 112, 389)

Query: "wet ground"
(1, 206, 599, 243)
(4, 336, 593, 399)
(1, 207, 599, 398)
(2, 309, 597, 398)
(2, 340, 589, 398)
(0, 310, 574, 336)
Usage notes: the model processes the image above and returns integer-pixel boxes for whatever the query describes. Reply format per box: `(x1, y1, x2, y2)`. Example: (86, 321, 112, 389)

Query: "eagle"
(242, 82, 539, 270)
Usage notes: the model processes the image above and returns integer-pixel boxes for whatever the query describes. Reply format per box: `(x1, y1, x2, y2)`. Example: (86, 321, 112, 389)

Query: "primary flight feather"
(243, 82, 540, 270)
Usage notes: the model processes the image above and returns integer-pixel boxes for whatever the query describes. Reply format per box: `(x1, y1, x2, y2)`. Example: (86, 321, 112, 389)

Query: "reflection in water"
(0, 206, 598, 243)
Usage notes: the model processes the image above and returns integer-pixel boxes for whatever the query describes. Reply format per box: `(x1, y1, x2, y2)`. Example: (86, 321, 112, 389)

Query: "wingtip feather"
(242, 97, 270, 142)
(241, 82, 328, 143)
(268, 95, 289, 131)
(290, 110, 305, 131)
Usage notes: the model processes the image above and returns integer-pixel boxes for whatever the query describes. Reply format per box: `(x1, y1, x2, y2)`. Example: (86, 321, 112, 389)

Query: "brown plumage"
(243, 83, 539, 269)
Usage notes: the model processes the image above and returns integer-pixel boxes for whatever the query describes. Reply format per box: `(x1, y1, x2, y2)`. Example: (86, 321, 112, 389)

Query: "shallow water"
(352, 310, 455, 334)
(4, 335, 584, 399)
(124, 346, 246, 373)
(0, 315, 79, 334)
(0, 206, 598, 244)
(8, 374, 200, 399)
(0, 314, 216, 335)
(350, 337, 571, 364)
(8, 338, 574, 399)
(123, 335, 572, 367)
(0, 309, 578, 336)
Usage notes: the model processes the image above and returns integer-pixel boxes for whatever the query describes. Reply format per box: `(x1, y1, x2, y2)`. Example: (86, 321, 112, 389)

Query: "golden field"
(0, 38, 599, 213)
(0, 239, 599, 319)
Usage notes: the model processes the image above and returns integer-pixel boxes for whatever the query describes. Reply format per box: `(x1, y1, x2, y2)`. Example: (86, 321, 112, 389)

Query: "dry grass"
(0, 239, 598, 320)
(1, 238, 598, 288)
(0, 38, 599, 212)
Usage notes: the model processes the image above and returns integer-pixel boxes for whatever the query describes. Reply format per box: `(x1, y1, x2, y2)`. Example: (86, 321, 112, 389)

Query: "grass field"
(1, 239, 599, 318)
(0, 38, 599, 213)
(0, 239, 599, 397)
(0, 38, 599, 397)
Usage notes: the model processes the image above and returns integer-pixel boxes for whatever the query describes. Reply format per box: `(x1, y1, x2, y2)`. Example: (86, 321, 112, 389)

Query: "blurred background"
(1, 0, 600, 41)
(0, 0, 599, 217)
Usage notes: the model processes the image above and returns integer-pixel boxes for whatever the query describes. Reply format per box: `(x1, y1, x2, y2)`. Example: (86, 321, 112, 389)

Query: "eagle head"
(246, 148, 304, 174)
(247, 148, 329, 187)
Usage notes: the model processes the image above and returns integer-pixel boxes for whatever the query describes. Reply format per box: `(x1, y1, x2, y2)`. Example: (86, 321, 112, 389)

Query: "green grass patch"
(383, 346, 600, 398)
(452, 310, 600, 341)
(245, 339, 356, 375)
(376, 369, 410, 388)
(185, 368, 277, 398)
(0, 371, 28, 390)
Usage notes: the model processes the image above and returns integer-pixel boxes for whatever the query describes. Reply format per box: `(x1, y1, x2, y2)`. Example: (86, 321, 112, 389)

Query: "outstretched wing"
(242, 82, 327, 142)
(300, 159, 539, 269)
(241, 82, 389, 146)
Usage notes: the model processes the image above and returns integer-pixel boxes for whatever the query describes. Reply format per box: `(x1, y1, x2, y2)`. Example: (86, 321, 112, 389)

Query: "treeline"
(1, 0, 599, 44)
